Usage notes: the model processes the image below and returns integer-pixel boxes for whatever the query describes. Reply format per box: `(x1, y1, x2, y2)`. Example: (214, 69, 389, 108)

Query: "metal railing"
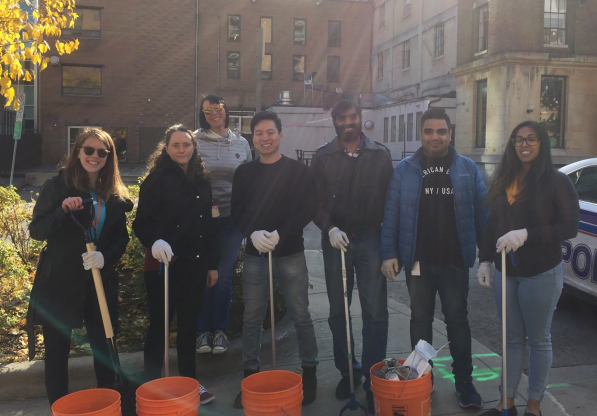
(0, 108, 16, 136)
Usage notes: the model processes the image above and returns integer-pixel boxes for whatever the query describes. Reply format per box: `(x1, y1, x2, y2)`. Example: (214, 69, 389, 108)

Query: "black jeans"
(405, 262, 473, 385)
(43, 279, 117, 405)
(143, 257, 206, 380)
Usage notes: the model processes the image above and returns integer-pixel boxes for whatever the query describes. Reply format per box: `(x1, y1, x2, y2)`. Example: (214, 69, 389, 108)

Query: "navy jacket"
(380, 146, 488, 270)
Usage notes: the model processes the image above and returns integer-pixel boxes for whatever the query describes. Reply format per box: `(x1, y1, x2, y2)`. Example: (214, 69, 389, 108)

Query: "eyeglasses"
(202, 103, 224, 115)
(511, 135, 539, 147)
(81, 146, 110, 158)
(336, 113, 359, 123)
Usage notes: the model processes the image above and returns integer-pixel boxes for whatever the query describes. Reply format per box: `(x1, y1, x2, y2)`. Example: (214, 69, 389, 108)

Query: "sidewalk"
(0, 224, 570, 415)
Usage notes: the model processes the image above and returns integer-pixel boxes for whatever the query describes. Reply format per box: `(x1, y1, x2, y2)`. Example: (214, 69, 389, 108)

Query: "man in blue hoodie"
(380, 108, 488, 409)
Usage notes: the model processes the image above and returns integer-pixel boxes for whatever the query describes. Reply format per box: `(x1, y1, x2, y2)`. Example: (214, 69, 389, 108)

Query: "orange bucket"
(51, 388, 121, 416)
(136, 376, 199, 416)
(370, 360, 432, 416)
(241, 370, 303, 416)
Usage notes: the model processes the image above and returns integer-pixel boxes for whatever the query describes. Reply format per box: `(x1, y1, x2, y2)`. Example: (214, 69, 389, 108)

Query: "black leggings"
(43, 281, 117, 405)
(143, 257, 206, 380)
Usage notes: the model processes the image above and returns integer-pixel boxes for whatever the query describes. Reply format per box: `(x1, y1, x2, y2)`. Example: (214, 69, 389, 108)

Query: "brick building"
(35, 0, 372, 165)
(453, 0, 597, 172)
(367, 0, 458, 160)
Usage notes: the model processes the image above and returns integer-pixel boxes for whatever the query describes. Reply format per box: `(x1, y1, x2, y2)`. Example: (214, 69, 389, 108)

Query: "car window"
(573, 166, 597, 203)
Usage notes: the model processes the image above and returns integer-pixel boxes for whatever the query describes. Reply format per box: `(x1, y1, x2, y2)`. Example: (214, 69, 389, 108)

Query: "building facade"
(367, 0, 458, 159)
(453, 0, 597, 172)
(36, 0, 372, 165)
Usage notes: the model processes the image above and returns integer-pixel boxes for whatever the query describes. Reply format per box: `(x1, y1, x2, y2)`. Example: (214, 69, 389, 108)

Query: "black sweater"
(479, 170, 579, 277)
(231, 156, 315, 257)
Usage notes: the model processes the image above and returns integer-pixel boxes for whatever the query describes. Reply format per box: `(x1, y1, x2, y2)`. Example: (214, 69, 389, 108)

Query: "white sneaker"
(196, 332, 213, 354)
(212, 330, 229, 354)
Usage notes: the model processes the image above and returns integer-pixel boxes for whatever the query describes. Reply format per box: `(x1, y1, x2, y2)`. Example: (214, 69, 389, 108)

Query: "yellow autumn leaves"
(0, 0, 79, 109)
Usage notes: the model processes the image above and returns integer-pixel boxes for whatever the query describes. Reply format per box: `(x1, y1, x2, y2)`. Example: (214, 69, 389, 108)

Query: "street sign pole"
(9, 92, 26, 187)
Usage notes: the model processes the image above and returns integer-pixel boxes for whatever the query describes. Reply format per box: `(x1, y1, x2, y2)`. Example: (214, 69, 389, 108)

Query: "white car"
(559, 158, 597, 302)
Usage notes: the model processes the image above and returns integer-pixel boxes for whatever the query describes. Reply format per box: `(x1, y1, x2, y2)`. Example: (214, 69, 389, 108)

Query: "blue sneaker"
(455, 381, 483, 408)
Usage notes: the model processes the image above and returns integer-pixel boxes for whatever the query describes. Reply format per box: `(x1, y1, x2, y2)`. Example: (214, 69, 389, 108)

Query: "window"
(62, 7, 101, 38)
(403, 39, 410, 69)
(377, 52, 383, 79)
(416, 111, 422, 141)
(407, 113, 414, 141)
(227, 52, 240, 79)
(383, 117, 389, 143)
(62, 65, 101, 96)
(569, 167, 597, 204)
(293, 55, 305, 82)
(475, 79, 488, 148)
(111, 127, 127, 163)
(327, 56, 340, 83)
(262, 53, 272, 80)
(391, 116, 397, 142)
(434, 23, 444, 58)
(477, 4, 489, 52)
(261, 17, 272, 43)
(540, 75, 566, 148)
(228, 15, 241, 42)
(399, 115, 405, 142)
(294, 19, 306, 45)
(404, 0, 412, 17)
(328, 20, 341, 47)
(379, 2, 385, 29)
(544, 0, 567, 45)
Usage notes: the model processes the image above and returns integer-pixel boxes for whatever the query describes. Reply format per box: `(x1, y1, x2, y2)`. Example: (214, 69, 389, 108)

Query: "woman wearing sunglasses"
(193, 95, 251, 359)
(477, 121, 579, 416)
(27, 128, 132, 405)
(132, 125, 219, 403)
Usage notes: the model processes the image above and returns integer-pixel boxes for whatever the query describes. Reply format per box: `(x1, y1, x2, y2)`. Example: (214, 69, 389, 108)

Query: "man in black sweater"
(231, 111, 318, 408)
(311, 100, 393, 412)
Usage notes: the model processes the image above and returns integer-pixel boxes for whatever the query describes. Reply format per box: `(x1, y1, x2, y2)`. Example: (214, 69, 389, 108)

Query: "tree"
(0, 0, 79, 109)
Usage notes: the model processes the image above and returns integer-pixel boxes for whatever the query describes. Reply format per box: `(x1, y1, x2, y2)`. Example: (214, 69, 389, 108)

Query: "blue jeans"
(322, 234, 388, 391)
(405, 263, 473, 385)
(241, 252, 318, 370)
(494, 263, 563, 402)
(197, 216, 243, 334)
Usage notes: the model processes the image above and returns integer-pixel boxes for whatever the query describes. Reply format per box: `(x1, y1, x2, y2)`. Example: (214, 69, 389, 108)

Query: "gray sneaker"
(196, 332, 213, 354)
(212, 330, 228, 354)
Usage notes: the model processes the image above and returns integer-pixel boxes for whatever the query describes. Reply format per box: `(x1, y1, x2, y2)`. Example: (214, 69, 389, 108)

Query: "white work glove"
(151, 239, 173, 264)
(82, 251, 104, 270)
(477, 261, 493, 288)
(251, 230, 276, 253)
(381, 258, 401, 281)
(268, 230, 280, 247)
(496, 229, 528, 253)
(328, 227, 349, 252)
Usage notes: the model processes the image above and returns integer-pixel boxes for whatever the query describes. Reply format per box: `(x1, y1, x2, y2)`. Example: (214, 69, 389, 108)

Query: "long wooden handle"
(269, 251, 276, 370)
(164, 263, 170, 377)
(501, 249, 507, 411)
(341, 250, 355, 393)
(86, 242, 114, 339)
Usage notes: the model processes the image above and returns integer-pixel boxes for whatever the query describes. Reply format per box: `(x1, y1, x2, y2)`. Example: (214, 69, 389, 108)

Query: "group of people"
(26, 97, 579, 416)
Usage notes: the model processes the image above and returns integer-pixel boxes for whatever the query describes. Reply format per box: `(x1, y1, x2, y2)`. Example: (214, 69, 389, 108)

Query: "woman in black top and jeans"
(133, 125, 218, 400)
(477, 121, 579, 416)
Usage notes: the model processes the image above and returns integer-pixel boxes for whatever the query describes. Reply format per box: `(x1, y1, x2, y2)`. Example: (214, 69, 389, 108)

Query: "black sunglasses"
(81, 146, 110, 158)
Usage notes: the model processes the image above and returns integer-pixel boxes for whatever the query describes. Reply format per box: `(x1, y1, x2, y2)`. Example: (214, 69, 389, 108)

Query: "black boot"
(302, 366, 317, 405)
(234, 368, 260, 409)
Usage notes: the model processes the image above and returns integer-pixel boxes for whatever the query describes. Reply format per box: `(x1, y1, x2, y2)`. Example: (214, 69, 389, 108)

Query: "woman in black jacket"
(477, 121, 579, 416)
(132, 125, 218, 399)
(28, 128, 132, 405)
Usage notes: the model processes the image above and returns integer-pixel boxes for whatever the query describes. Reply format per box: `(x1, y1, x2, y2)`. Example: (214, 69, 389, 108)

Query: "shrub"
(0, 240, 32, 331)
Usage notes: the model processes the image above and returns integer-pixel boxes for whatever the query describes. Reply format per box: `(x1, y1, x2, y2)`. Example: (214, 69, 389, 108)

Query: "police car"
(559, 158, 597, 302)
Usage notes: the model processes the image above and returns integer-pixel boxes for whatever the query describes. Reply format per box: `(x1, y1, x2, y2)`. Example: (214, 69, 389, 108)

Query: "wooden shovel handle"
(86, 242, 114, 339)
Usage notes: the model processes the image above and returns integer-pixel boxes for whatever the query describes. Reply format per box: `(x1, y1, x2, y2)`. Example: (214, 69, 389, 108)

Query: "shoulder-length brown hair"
(63, 128, 129, 200)
(145, 124, 208, 182)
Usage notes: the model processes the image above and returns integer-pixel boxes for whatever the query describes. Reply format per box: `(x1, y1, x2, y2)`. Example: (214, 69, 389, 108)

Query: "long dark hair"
(199, 94, 230, 130)
(146, 124, 208, 182)
(63, 128, 129, 200)
(486, 120, 554, 206)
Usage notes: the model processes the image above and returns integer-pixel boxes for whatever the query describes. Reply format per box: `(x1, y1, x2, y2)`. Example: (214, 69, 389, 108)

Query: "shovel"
(339, 250, 367, 416)
(269, 251, 277, 369)
(501, 249, 508, 416)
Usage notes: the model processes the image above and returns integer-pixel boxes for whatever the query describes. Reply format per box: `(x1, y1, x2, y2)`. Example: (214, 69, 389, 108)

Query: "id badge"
(412, 261, 421, 276)
(211, 205, 220, 218)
